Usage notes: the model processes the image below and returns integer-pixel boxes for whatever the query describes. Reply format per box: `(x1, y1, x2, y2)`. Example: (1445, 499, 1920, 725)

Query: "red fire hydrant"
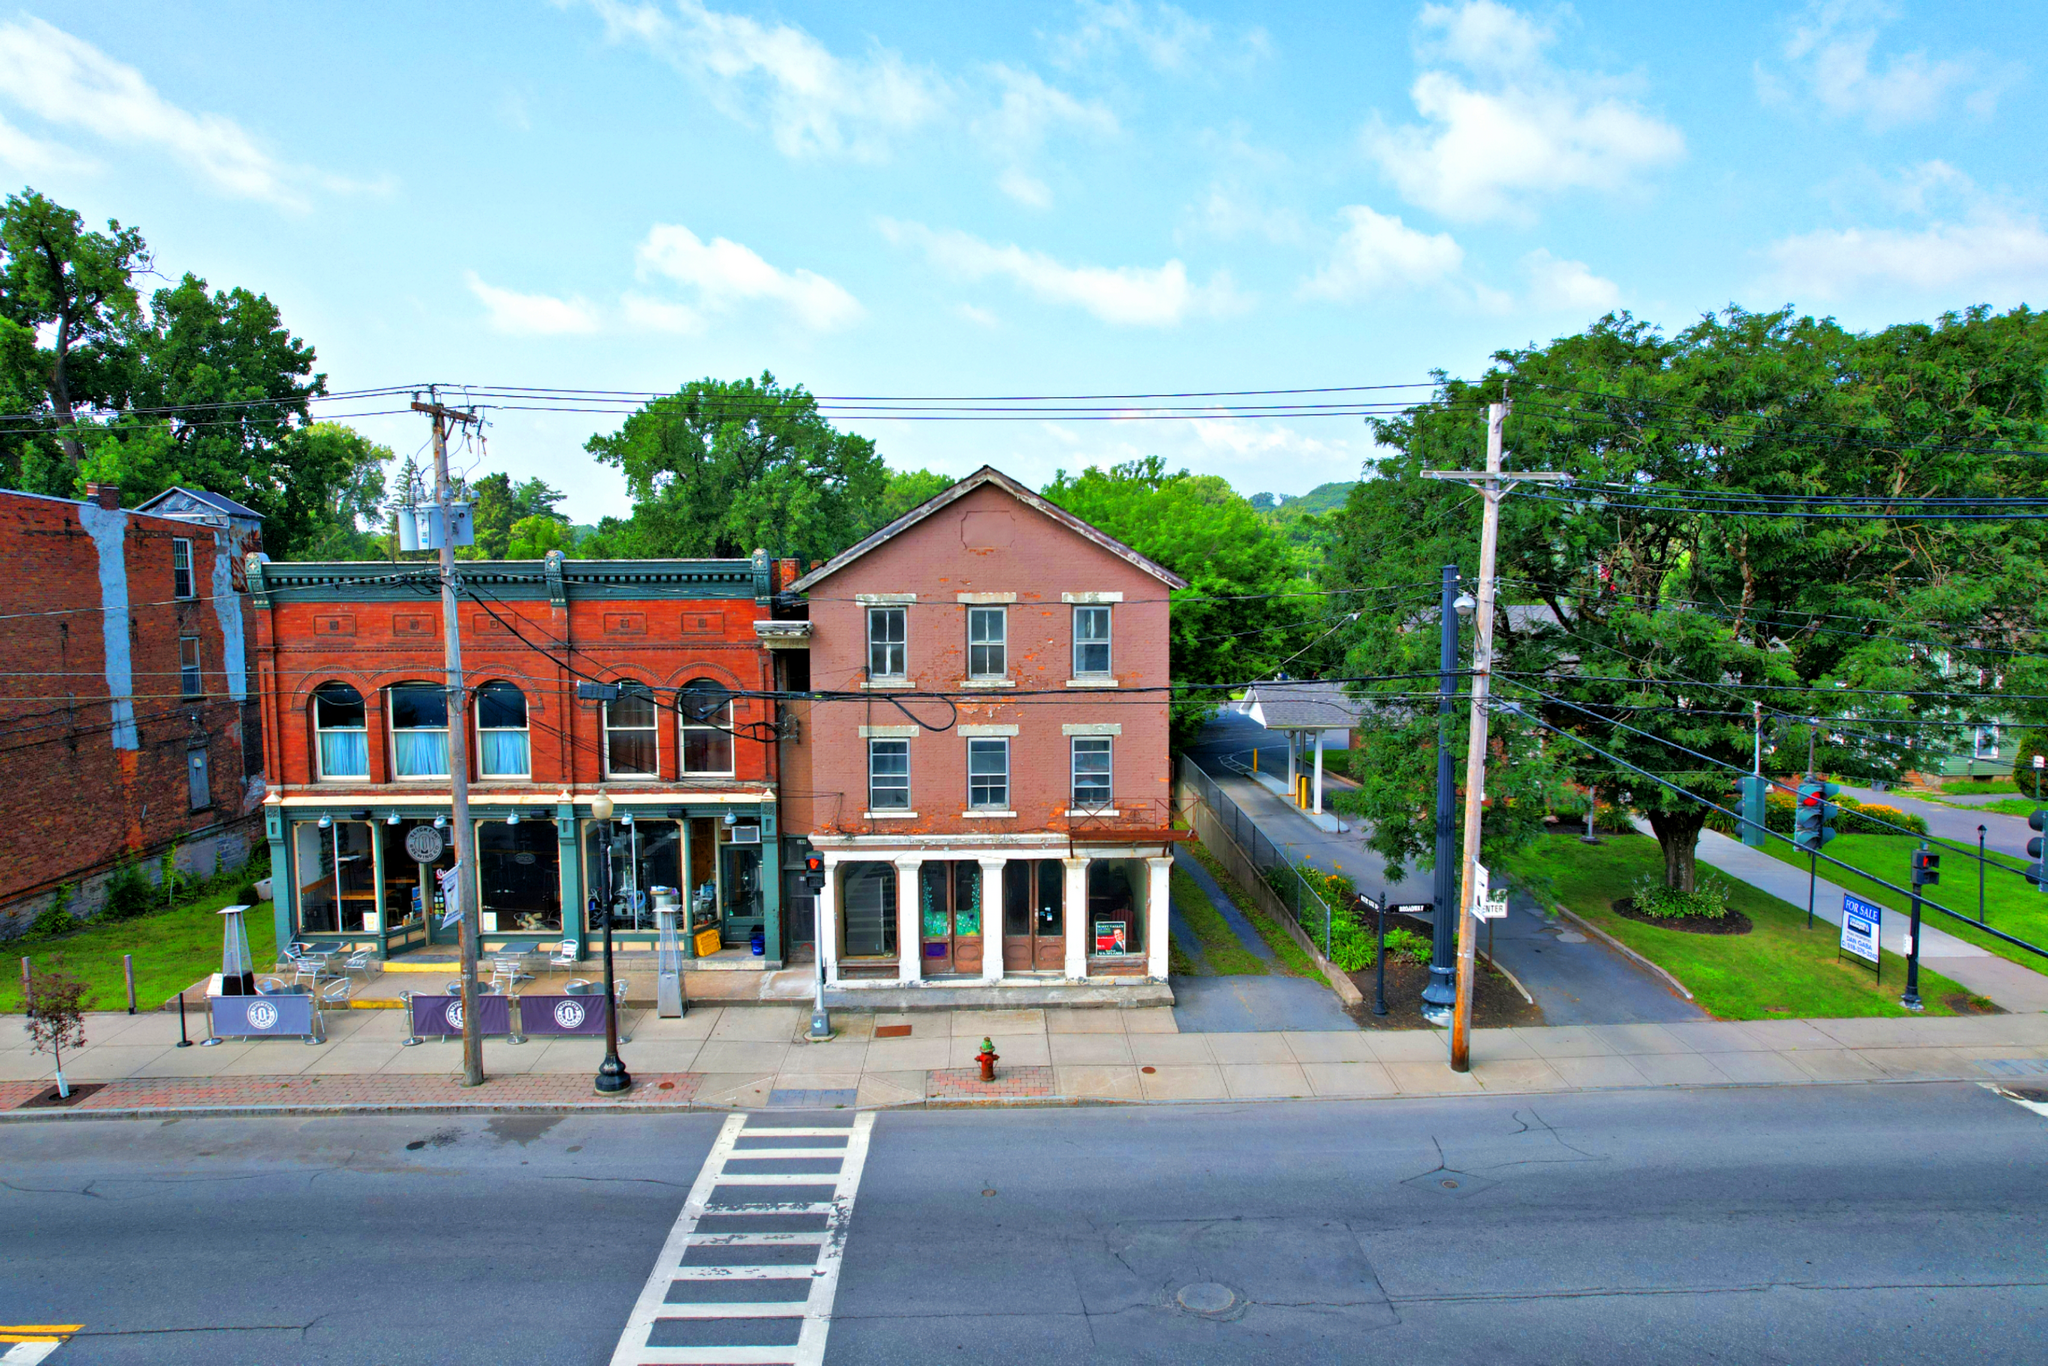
(977, 1037, 999, 1083)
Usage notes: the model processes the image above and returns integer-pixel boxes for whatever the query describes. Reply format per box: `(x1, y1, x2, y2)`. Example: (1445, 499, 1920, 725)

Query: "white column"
(1284, 731, 1297, 801)
(1313, 731, 1325, 815)
(894, 855, 924, 984)
(1145, 856, 1172, 980)
(820, 853, 842, 987)
(978, 857, 1007, 984)
(1063, 856, 1089, 980)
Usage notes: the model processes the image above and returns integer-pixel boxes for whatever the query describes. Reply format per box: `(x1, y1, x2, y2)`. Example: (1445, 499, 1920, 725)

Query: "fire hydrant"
(977, 1037, 999, 1083)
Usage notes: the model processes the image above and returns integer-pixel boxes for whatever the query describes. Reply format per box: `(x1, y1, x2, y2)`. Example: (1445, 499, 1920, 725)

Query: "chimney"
(808, 559, 823, 571)
(84, 482, 121, 510)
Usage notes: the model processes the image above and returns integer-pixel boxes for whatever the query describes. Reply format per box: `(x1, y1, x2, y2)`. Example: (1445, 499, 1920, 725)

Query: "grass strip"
(1169, 865, 1267, 976)
(1758, 831, 2048, 976)
(1184, 840, 1321, 979)
(1168, 940, 1203, 977)
(1502, 833, 1970, 1020)
(6, 887, 280, 1014)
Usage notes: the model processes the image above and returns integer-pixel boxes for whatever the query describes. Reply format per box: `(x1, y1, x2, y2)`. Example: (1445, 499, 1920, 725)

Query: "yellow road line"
(0, 1329, 81, 1336)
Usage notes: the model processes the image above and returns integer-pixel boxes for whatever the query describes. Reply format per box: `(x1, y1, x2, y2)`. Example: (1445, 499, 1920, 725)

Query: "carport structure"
(1243, 679, 1362, 816)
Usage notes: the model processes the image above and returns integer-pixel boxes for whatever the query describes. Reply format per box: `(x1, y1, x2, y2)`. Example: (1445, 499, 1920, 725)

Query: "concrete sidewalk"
(6, 1005, 2047, 1119)
(1685, 826, 2048, 1013)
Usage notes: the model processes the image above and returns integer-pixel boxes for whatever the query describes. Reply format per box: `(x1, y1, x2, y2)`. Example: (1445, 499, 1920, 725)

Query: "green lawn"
(1183, 841, 1321, 978)
(1170, 865, 1267, 975)
(6, 891, 280, 1015)
(1761, 831, 2048, 975)
(1939, 777, 2021, 796)
(1501, 833, 1973, 1020)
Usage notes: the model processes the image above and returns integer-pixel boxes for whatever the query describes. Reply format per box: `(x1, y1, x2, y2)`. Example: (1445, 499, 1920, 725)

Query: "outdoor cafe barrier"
(210, 989, 320, 1044)
(518, 993, 612, 1037)
(407, 992, 514, 1039)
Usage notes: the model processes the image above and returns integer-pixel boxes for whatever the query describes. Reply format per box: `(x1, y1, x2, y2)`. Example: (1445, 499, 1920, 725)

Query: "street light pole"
(591, 792, 632, 1094)
(1422, 564, 1462, 1026)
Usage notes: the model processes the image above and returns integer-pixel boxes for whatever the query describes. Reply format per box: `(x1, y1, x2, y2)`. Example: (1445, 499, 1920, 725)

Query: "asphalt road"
(4, 1082, 2044, 1364)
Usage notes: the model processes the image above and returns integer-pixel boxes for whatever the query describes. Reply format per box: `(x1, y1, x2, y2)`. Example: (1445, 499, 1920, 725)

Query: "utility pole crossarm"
(1421, 470, 1569, 484)
(409, 400, 480, 424)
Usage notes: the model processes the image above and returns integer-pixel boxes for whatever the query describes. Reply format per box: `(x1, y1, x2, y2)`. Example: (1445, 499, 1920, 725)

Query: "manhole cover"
(1401, 1168, 1499, 1198)
(1176, 1282, 1237, 1315)
(1554, 931, 1588, 944)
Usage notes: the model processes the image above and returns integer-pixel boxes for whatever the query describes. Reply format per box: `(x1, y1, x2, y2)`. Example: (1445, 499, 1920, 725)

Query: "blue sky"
(4, 1, 2042, 522)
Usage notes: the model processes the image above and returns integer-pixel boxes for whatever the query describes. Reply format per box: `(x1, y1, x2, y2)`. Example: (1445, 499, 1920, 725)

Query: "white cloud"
(978, 65, 1116, 206)
(955, 303, 1000, 328)
(1193, 184, 1308, 245)
(1302, 205, 1466, 299)
(578, 0, 945, 160)
(1366, 0, 1684, 225)
(881, 219, 1240, 327)
(636, 224, 862, 330)
(997, 168, 1055, 209)
(1766, 209, 2048, 300)
(1523, 248, 1622, 312)
(0, 109, 89, 176)
(1770, 1, 2001, 130)
(1050, 0, 1267, 74)
(620, 294, 704, 334)
(0, 17, 322, 208)
(465, 273, 604, 335)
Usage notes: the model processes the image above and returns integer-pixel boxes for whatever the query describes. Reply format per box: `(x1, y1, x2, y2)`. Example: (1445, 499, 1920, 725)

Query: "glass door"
(1002, 860, 1065, 971)
(919, 862, 984, 976)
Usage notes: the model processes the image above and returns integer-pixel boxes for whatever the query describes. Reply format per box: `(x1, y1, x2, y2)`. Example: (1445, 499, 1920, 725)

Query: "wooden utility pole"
(412, 391, 483, 1086)
(1424, 402, 1565, 1072)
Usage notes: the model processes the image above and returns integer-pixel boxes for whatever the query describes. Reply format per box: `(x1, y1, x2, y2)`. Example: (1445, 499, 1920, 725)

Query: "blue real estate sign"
(1841, 893, 1883, 965)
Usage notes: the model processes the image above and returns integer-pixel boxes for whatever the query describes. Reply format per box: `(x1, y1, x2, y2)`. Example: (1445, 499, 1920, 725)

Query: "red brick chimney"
(84, 482, 121, 510)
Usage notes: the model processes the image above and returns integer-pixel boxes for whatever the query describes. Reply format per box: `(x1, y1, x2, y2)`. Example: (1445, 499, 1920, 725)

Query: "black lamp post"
(1423, 564, 1473, 1026)
(591, 791, 632, 1094)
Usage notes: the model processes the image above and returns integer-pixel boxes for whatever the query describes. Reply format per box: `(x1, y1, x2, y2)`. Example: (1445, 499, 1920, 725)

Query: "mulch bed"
(1343, 918, 1543, 1031)
(1611, 898, 1753, 936)
(20, 1082, 105, 1108)
(1941, 992, 2006, 1015)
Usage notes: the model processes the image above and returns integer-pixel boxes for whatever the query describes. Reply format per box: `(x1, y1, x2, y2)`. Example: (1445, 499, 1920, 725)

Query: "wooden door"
(1002, 860, 1065, 971)
(920, 863, 985, 976)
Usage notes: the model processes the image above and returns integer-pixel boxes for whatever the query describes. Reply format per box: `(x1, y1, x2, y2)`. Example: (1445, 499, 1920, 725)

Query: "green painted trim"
(255, 558, 760, 604)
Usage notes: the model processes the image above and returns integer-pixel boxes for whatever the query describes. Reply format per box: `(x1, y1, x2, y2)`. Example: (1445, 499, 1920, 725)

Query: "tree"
(585, 373, 890, 560)
(1328, 307, 2045, 891)
(293, 424, 394, 560)
(508, 513, 571, 559)
(23, 960, 91, 1099)
(465, 472, 568, 559)
(1042, 458, 1326, 746)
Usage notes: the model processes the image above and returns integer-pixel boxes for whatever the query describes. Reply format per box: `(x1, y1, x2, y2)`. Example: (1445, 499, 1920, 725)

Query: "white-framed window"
(476, 681, 530, 778)
(312, 682, 369, 780)
(868, 738, 910, 810)
(1073, 605, 1112, 676)
(604, 682, 659, 778)
(389, 683, 450, 778)
(172, 538, 195, 599)
(967, 606, 1006, 679)
(968, 737, 1009, 810)
(1072, 736, 1112, 809)
(868, 606, 907, 679)
(178, 637, 202, 697)
(679, 678, 735, 775)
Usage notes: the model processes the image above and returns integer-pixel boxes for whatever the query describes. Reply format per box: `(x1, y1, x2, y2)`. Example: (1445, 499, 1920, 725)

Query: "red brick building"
(246, 550, 792, 965)
(0, 484, 266, 932)
(778, 467, 1186, 999)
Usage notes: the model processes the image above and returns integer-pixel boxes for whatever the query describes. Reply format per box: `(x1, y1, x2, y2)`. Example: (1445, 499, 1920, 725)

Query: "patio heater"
(653, 886, 686, 1018)
(218, 904, 256, 996)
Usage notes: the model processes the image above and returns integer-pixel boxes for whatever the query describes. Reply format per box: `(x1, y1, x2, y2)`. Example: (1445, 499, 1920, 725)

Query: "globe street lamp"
(590, 791, 632, 1094)
(1423, 566, 1474, 1026)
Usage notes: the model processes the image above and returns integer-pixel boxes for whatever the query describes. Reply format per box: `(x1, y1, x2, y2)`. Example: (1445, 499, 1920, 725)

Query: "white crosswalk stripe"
(609, 1113, 875, 1366)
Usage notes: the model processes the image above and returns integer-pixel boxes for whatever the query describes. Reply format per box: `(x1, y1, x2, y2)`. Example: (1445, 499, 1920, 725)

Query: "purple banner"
(519, 994, 612, 1036)
(211, 993, 316, 1039)
(408, 993, 513, 1037)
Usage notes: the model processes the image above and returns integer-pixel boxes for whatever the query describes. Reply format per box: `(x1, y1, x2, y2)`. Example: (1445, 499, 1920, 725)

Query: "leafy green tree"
(1042, 457, 1325, 746)
(585, 373, 889, 560)
(508, 513, 571, 559)
(879, 468, 953, 525)
(292, 423, 393, 560)
(464, 472, 568, 559)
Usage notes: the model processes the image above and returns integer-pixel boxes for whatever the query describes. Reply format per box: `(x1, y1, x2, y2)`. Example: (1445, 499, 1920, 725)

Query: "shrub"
(235, 883, 262, 907)
(98, 862, 154, 922)
(2012, 731, 2047, 787)
(1383, 926, 1432, 964)
(19, 885, 77, 942)
(1839, 802, 1927, 836)
(1327, 916, 1374, 971)
(1629, 873, 1732, 921)
(1705, 787, 1928, 838)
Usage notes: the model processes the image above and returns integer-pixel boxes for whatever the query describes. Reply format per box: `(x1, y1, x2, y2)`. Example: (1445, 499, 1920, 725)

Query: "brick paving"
(927, 1064, 1056, 1100)
(0, 1080, 50, 1108)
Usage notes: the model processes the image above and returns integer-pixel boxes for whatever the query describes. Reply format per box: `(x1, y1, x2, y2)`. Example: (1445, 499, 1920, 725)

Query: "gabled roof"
(1244, 679, 1364, 731)
(788, 465, 1189, 593)
(136, 486, 265, 521)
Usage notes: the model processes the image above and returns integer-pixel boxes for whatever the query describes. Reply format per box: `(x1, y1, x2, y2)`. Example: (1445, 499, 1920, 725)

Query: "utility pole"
(1424, 401, 1565, 1072)
(412, 390, 483, 1087)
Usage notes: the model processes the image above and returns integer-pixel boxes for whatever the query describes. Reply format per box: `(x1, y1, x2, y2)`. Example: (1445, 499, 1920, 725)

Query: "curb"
(1549, 902, 1697, 1002)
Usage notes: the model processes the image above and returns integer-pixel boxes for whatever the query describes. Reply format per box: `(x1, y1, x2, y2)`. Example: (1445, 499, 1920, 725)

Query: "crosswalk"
(0, 1327, 81, 1365)
(609, 1112, 875, 1366)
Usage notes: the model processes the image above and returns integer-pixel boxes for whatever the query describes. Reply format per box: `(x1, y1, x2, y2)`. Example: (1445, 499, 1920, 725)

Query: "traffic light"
(803, 852, 826, 893)
(2028, 809, 2046, 888)
(1739, 775, 1768, 850)
(1793, 779, 1841, 851)
(1910, 847, 1941, 888)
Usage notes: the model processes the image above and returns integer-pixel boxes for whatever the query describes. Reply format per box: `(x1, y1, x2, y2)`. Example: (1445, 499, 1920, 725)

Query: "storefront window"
(478, 819, 561, 932)
(476, 682, 530, 777)
(586, 818, 681, 932)
(294, 820, 375, 934)
(679, 679, 735, 775)
(842, 862, 897, 958)
(605, 684, 659, 778)
(390, 683, 450, 778)
(381, 819, 453, 926)
(1086, 859, 1147, 956)
(314, 683, 368, 780)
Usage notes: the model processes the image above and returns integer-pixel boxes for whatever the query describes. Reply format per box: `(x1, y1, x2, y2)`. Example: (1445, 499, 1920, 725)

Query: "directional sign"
(1469, 862, 1489, 918)
(1473, 890, 1510, 921)
(1841, 893, 1882, 966)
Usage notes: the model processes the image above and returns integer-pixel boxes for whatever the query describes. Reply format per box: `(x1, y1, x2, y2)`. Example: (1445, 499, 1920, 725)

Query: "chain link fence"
(1178, 756, 1338, 958)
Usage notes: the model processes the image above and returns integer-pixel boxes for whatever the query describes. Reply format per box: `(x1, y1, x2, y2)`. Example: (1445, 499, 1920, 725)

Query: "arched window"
(389, 682, 450, 778)
(679, 678, 734, 775)
(476, 681, 530, 777)
(605, 682, 659, 778)
(313, 682, 367, 780)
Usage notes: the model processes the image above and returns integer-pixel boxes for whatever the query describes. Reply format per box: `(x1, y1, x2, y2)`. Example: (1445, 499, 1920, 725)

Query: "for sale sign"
(1841, 893, 1882, 965)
